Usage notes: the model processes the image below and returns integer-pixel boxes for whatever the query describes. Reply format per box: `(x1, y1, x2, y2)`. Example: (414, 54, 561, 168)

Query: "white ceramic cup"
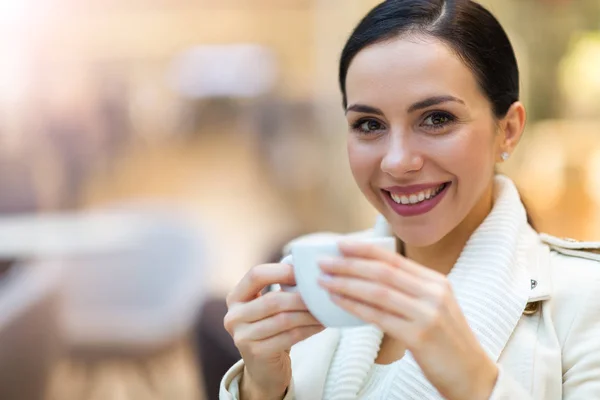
(280, 236, 396, 328)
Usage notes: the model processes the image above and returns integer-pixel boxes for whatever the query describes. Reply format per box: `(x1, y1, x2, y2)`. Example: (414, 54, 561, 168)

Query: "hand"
(224, 263, 325, 400)
(318, 242, 498, 400)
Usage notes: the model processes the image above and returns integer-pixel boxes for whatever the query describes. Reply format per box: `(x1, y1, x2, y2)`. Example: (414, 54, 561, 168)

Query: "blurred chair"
(0, 208, 207, 399)
(52, 206, 207, 399)
(168, 43, 278, 136)
(61, 208, 206, 350)
(169, 44, 277, 100)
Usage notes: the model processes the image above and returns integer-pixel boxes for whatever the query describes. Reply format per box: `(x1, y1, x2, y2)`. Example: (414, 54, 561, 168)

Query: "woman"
(220, 0, 600, 399)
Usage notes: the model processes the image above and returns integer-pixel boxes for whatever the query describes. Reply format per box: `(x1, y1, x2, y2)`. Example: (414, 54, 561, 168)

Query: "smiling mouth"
(384, 182, 450, 206)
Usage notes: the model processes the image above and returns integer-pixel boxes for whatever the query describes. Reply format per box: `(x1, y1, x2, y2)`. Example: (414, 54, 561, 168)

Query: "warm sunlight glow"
(0, 1, 30, 26)
(586, 147, 600, 205)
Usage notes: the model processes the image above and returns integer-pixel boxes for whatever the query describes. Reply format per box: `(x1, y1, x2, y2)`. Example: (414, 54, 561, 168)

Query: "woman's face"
(345, 36, 505, 247)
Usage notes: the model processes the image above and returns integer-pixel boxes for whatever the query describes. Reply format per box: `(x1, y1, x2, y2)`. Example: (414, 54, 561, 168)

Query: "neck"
(403, 182, 495, 275)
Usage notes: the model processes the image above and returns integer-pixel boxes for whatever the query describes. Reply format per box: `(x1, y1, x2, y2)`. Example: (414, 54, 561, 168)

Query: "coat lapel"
(290, 328, 341, 400)
(327, 325, 384, 400)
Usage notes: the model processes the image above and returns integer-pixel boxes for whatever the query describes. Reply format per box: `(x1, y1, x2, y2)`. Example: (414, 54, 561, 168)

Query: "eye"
(351, 118, 385, 134)
(422, 112, 456, 130)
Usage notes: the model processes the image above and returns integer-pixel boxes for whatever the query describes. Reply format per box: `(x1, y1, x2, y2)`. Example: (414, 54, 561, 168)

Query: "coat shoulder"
(540, 233, 600, 263)
(539, 233, 600, 315)
(540, 233, 600, 286)
(539, 233, 600, 352)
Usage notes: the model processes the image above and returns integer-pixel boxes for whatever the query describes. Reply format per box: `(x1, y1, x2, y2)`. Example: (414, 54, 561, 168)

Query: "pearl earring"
(501, 152, 510, 161)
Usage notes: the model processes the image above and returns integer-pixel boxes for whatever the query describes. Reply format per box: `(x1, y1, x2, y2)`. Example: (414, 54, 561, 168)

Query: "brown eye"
(429, 115, 449, 125)
(362, 120, 382, 131)
(352, 119, 384, 134)
(422, 112, 456, 130)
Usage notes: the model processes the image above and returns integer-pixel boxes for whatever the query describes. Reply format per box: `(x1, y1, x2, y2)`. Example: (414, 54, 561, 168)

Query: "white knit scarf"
(323, 175, 532, 400)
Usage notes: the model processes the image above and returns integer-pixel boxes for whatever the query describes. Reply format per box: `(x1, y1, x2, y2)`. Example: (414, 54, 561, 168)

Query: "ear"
(496, 101, 526, 162)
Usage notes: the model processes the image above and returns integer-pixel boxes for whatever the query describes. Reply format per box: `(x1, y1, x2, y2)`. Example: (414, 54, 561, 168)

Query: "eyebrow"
(407, 95, 465, 113)
(345, 104, 384, 116)
(345, 95, 465, 115)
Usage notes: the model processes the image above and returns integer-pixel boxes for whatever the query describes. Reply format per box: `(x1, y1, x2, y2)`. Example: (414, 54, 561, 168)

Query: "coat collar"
(524, 226, 552, 302)
(325, 175, 550, 399)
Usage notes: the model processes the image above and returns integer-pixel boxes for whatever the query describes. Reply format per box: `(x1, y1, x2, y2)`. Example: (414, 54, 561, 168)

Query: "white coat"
(220, 176, 600, 399)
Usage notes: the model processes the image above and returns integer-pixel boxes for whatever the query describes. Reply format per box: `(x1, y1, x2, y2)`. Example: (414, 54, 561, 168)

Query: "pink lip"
(382, 182, 449, 195)
(382, 182, 451, 217)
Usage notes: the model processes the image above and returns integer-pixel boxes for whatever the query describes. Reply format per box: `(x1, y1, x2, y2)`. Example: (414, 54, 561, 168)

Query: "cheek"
(347, 139, 380, 189)
(433, 127, 496, 180)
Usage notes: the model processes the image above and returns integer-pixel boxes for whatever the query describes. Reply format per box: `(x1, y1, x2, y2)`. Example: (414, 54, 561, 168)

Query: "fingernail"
(318, 274, 334, 285)
(330, 294, 343, 302)
(318, 257, 339, 269)
(337, 241, 358, 252)
(337, 241, 351, 249)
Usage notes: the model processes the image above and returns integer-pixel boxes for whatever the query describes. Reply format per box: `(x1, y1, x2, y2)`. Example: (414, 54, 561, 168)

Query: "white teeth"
(389, 183, 446, 206)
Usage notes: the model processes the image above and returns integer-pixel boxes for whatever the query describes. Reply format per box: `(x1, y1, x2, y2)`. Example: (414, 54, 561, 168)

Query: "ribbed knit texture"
(358, 362, 397, 399)
(321, 176, 532, 399)
(323, 325, 383, 400)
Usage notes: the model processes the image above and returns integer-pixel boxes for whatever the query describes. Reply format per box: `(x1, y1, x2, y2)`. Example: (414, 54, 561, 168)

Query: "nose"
(380, 133, 424, 177)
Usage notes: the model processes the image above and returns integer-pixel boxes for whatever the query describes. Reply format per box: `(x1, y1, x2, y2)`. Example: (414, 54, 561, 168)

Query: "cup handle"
(279, 254, 298, 293)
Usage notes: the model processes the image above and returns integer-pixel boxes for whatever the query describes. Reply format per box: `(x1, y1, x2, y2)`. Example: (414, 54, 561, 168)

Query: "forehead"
(345, 35, 483, 109)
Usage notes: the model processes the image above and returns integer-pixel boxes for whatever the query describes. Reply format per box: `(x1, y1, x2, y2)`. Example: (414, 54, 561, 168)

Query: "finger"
(237, 311, 322, 341)
(330, 293, 411, 338)
(319, 275, 424, 320)
(227, 291, 308, 324)
(337, 241, 438, 279)
(227, 263, 295, 305)
(319, 257, 425, 297)
(249, 325, 325, 355)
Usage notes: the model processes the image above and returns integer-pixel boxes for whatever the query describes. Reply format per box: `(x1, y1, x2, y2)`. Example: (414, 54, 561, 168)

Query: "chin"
(391, 223, 446, 248)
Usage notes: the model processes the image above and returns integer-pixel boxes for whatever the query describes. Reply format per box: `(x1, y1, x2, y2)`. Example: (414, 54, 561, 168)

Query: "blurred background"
(0, 0, 599, 399)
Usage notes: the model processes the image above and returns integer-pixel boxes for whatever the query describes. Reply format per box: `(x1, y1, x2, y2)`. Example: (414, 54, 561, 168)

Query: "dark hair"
(339, 0, 519, 119)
